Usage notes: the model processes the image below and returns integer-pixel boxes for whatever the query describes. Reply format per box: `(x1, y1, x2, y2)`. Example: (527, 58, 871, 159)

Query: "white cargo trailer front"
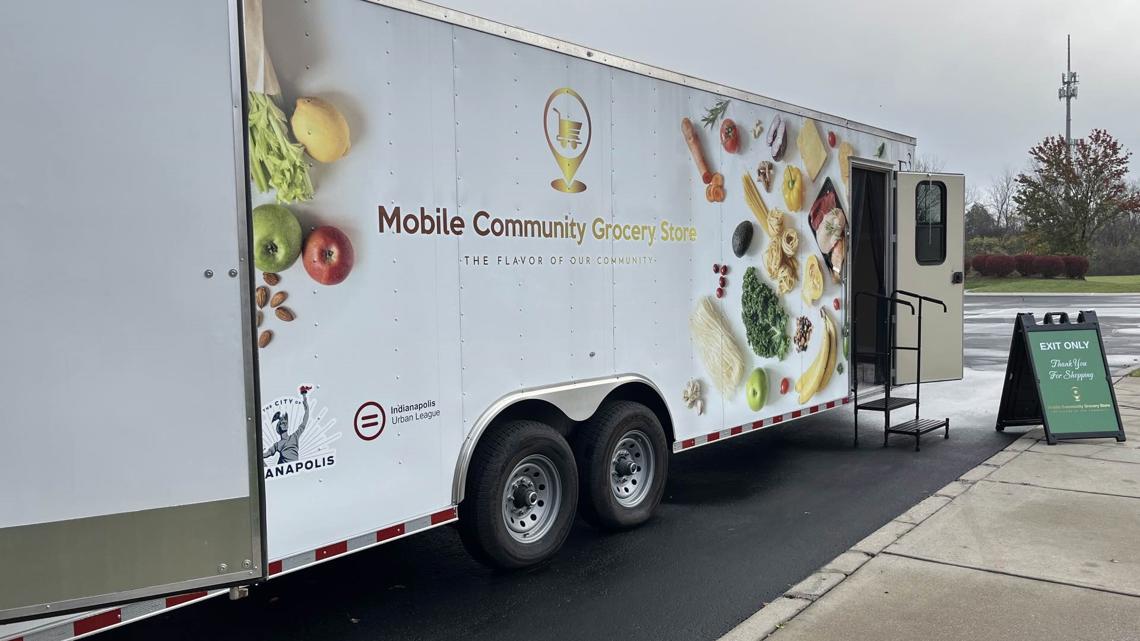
(0, 0, 963, 638)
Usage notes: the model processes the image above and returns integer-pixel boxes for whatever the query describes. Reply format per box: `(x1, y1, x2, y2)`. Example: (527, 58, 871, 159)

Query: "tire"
(573, 401, 669, 530)
(458, 420, 578, 569)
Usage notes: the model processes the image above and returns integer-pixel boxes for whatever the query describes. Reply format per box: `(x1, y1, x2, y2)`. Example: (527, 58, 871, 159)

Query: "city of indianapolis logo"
(261, 385, 341, 480)
(544, 87, 591, 193)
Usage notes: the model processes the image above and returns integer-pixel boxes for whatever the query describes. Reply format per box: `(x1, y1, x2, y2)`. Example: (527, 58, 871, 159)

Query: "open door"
(849, 164, 894, 392)
(0, 0, 264, 623)
(893, 172, 965, 383)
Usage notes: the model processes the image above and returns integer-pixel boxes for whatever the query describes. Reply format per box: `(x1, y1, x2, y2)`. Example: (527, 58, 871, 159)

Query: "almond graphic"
(258, 329, 273, 348)
(263, 272, 280, 286)
(275, 307, 295, 322)
(256, 310, 263, 327)
(270, 291, 288, 308)
(256, 286, 269, 308)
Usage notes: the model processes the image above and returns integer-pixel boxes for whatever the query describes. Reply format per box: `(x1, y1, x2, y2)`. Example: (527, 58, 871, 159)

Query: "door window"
(915, 181, 946, 264)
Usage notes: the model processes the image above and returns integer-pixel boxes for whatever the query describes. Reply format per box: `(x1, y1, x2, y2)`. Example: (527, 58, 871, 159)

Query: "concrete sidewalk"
(720, 376, 1140, 641)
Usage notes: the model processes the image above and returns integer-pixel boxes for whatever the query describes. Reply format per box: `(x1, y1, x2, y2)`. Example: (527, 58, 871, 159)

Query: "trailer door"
(0, 0, 264, 623)
(893, 172, 965, 383)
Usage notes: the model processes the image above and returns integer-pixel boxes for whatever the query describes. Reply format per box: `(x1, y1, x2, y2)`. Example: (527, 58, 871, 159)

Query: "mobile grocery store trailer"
(0, 0, 964, 637)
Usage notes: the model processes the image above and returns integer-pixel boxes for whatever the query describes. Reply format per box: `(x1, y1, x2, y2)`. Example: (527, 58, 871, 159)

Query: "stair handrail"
(854, 290, 915, 315)
(852, 290, 916, 446)
(893, 289, 947, 312)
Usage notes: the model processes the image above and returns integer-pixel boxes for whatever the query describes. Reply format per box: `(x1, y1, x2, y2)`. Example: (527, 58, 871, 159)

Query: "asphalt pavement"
(964, 293, 1140, 375)
(103, 386, 1016, 641)
(96, 293, 1136, 641)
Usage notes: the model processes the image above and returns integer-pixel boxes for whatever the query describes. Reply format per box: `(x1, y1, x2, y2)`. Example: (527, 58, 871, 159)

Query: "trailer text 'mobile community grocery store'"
(0, 0, 964, 638)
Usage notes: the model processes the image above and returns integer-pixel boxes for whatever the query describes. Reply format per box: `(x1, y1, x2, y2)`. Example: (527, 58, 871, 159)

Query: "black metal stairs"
(853, 290, 950, 451)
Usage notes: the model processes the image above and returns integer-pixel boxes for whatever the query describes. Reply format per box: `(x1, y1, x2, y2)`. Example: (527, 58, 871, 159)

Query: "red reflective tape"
(707, 432, 720, 442)
(316, 541, 348, 560)
(74, 610, 121, 635)
(827, 401, 835, 409)
(430, 507, 457, 525)
(773, 415, 783, 424)
(792, 410, 802, 418)
(166, 591, 208, 608)
(730, 426, 743, 436)
(377, 523, 406, 542)
(268, 560, 283, 575)
(681, 438, 696, 449)
(752, 420, 764, 429)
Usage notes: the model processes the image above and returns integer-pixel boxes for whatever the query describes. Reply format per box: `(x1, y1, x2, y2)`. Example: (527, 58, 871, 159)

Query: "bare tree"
(987, 167, 1018, 235)
(965, 183, 982, 209)
(911, 154, 945, 173)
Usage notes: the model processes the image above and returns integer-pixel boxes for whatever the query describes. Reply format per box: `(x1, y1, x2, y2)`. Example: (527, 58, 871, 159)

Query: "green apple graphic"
(252, 204, 303, 273)
(746, 367, 768, 412)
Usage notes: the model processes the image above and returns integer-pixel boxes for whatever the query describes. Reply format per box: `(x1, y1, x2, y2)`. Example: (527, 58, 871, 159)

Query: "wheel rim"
(610, 429, 654, 507)
(502, 454, 561, 544)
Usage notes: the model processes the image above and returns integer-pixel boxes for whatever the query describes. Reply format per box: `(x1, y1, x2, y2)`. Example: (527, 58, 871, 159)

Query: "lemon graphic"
(291, 97, 351, 163)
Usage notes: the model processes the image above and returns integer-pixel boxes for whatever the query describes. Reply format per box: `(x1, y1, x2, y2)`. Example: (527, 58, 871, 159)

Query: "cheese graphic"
(838, 141, 855, 190)
(797, 118, 827, 182)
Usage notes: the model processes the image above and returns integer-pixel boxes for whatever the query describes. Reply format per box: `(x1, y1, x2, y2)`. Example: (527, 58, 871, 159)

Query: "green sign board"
(996, 311, 1125, 444)
(1026, 328, 1118, 435)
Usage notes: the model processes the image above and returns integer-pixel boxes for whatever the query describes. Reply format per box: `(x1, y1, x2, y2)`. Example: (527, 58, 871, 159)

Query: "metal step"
(887, 418, 948, 435)
(856, 397, 917, 412)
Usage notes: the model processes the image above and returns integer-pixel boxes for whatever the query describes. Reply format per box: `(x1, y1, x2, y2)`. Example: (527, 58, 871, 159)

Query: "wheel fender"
(451, 374, 669, 504)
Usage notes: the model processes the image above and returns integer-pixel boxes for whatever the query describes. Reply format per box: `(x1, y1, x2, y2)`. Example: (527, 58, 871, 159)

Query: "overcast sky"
(442, 0, 1140, 196)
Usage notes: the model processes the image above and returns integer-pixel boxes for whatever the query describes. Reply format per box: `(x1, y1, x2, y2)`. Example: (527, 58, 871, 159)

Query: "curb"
(716, 437, 1036, 640)
(719, 379, 1140, 641)
(715, 457, 1007, 640)
(965, 291, 1140, 298)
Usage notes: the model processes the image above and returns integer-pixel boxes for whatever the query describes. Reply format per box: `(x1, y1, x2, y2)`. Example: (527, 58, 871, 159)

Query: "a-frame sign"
(996, 311, 1126, 445)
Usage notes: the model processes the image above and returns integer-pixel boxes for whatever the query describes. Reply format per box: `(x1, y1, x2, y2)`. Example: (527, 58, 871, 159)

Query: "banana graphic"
(742, 173, 770, 234)
(818, 309, 838, 391)
(796, 307, 836, 404)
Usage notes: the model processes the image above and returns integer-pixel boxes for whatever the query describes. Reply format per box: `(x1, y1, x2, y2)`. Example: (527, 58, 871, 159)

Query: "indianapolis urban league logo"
(261, 385, 340, 480)
(354, 399, 441, 441)
(354, 401, 386, 441)
(544, 87, 591, 193)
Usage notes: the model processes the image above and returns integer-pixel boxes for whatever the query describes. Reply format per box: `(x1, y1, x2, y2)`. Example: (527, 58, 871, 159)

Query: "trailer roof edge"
(362, 0, 918, 146)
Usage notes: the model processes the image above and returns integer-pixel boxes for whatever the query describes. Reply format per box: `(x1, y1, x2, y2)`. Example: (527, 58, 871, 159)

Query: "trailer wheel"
(458, 420, 578, 569)
(574, 401, 668, 530)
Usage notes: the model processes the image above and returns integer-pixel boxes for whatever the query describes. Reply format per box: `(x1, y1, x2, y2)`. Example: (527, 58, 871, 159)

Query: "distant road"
(965, 293, 1140, 376)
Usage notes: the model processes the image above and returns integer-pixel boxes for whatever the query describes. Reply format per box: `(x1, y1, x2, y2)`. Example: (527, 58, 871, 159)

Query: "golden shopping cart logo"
(543, 87, 591, 193)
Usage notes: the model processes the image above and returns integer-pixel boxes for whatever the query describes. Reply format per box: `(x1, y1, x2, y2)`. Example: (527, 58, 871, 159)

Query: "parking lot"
(91, 293, 1137, 641)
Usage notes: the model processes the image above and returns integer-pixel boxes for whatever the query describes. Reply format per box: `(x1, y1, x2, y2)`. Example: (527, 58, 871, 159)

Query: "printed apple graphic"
(252, 204, 303, 273)
(303, 225, 354, 285)
(746, 367, 768, 412)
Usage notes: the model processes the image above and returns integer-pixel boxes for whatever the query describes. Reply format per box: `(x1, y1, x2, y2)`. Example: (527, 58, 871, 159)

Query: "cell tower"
(1057, 34, 1078, 150)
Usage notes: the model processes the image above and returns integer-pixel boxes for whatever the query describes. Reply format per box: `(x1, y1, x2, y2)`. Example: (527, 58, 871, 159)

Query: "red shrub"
(1034, 255, 1066, 278)
(987, 255, 1016, 277)
(971, 254, 991, 275)
(1014, 253, 1036, 277)
(1062, 255, 1090, 279)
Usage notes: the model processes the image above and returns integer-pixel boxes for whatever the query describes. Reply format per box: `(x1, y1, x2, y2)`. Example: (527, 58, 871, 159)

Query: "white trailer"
(0, 0, 964, 638)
